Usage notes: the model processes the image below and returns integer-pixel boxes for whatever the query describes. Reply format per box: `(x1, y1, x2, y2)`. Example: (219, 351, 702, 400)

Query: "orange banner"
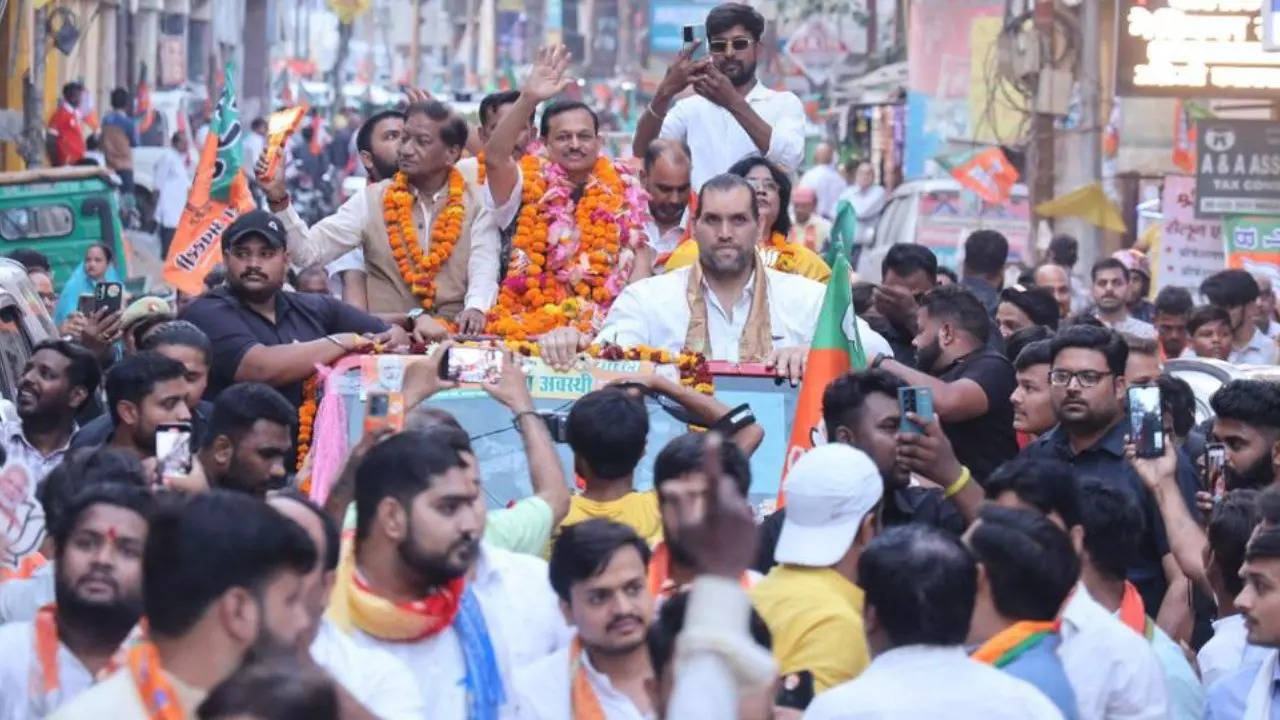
(263, 105, 307, 180)
(162, 130, 254, 295)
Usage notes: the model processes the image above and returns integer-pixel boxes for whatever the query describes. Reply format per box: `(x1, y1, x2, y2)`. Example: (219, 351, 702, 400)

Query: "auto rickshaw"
(0, 165, 133, 290)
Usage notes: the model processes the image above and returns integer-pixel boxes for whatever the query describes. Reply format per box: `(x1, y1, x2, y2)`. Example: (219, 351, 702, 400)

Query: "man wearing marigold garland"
(540, 173, 891, 383)
(259, 100, 500, 338)
(482, 44, 653, 343)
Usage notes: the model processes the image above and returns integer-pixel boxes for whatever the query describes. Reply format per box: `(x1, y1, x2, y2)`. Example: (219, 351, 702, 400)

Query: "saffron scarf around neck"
(1118, 580, 1154, 640)
(327, 538, 506, 720)
(328, 536, 463, 642)
(971, 620, 1058, 667)
(570, 635, 607, 720)
(684, 250, 773, 362)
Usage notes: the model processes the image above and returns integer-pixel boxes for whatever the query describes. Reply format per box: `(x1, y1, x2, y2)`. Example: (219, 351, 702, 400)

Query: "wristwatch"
(405, 308, 425, 329)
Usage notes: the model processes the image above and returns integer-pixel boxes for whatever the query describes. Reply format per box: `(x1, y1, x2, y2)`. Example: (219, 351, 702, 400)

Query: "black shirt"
(71, 400, 215, 450)
(180, 287, 387, 407)
(935, 348, 1018, 483)
(1021, 420, 1202, 614)
(962, 275, 1001, 316)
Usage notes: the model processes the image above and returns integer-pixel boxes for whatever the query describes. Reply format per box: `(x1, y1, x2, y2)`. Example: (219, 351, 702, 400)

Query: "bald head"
(813, 143, 834, 165)
(645, 140, 694, 229)
(1033, 263, 1072, 319)
(792, 186, 817, 222)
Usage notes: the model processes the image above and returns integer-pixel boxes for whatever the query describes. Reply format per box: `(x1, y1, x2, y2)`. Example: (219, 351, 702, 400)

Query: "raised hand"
(524, 44, 576, 102)
(657, 42, 710, 100)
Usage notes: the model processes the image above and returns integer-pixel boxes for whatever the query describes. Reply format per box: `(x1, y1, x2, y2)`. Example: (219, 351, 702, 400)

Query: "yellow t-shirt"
(749, 564, 869, 693)
(553, 491, 664, 550)
(663, 239, 832, 283)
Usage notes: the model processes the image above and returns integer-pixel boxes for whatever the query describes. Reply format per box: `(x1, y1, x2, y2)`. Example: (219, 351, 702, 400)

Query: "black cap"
(221, 209, 287, 250)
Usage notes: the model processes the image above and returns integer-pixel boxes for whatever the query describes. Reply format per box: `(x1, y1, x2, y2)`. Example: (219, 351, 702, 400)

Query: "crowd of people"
(6, 2, 1280, 718)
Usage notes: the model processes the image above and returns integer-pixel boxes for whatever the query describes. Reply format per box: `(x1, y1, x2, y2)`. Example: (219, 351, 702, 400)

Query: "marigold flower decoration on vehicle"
(295, 374, 320, 477)
(505, 340, 714, 395)
(384, 168, 466, 312)
(486, 154, 647, 340)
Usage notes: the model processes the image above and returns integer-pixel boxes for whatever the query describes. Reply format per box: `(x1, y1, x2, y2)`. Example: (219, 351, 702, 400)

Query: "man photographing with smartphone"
(632, 2, 806, 188)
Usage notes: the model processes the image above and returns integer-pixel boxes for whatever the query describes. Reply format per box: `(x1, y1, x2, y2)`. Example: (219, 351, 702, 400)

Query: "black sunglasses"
(708, 37, 753, 54)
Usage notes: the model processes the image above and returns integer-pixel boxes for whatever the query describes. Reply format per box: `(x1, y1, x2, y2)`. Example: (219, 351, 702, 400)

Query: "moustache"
(240, 271, 267, 281)
(606, 614, 645, 633)
(76, 573, 119, 593)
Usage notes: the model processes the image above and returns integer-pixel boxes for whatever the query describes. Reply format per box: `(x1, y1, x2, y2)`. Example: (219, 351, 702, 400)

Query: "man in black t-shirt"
(869, 285, 1018, 482)
(181, 210, 407, 407)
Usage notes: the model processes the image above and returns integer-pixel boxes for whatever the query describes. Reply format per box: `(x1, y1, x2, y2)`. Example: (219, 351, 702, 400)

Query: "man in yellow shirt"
(750, 443, 882, 693)
(555, 388, 664, 546)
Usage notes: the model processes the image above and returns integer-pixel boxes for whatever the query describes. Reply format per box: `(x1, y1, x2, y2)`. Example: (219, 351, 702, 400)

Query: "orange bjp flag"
(162, 129, 254, 295)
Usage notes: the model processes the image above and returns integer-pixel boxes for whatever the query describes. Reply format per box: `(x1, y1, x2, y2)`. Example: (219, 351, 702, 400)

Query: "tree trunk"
(331, 20, 353, 118)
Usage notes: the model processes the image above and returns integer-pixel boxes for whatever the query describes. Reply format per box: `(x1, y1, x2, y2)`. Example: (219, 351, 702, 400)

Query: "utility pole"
(1075, 0, 1103, 271)
(19, 6, 49, 168)
(409, 0, 422, 88)
(1029, 0, 1056, 255)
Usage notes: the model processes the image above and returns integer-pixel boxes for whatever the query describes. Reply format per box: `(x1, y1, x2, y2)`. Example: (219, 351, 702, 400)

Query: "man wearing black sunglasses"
(632, 2, 806, 190)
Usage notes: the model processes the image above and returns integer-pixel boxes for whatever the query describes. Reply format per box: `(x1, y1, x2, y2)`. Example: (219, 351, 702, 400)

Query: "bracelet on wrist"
(943, 466, 972, 499)
(511, 410, 540, 432)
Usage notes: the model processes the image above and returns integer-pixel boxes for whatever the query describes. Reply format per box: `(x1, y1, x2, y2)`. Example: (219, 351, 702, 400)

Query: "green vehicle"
(0, 166, 133, 290)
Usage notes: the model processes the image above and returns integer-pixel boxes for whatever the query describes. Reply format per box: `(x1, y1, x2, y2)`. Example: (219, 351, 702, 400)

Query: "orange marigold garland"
(384, 168, 467, 312)
(765, 231, 799, 273)
(475, 150, 486, 186)
(296, 375, 319, 474)
(486, 154, 646, 340)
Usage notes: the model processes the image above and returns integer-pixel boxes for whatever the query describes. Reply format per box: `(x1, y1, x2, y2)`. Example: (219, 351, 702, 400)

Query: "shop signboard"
(1155, 175, 1224, 293)
(1194, 118, 1280, 217)
(1223, 215, 1280, 291)
(1116, 0, 1280, 98)
(785, 18, 849, 85)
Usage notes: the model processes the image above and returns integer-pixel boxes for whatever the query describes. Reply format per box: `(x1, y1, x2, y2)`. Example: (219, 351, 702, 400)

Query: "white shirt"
(276, 181, 500, 312)
(596, 265, 892, 362)
(1229, 327, 1279, 366)
(658, 83, 806, 189)
(325, 250, 367, 298)
(0, 619, 95, 720)
(837, 184, 887, 220)
(513, 642, 652, 720)
(1, 421, 75, 570)
(344, 545, 571, 719)
(1199, 613, 1272, 689)
(310, 618, 424, 719)
(798, 164, 848, 218)
(645, 219, 687, 257)
(803, 645, 1064, 720)
(152, 147, 192, 228)
(1058, 585, 1169, 720)
(668, 576, 776, 720)
(1098, 314, 1157, 341)
(242, 132, 266, 172)
(0, 560, 54, 623)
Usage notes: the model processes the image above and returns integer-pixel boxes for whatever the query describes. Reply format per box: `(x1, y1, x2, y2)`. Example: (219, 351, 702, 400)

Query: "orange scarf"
(1118, 581, 1153, 639)
(569, 635, 606, 720)
(30, 604, 132, 714)
(646, 541, 755, 600)
(126, 641, 184, 720)
(971, 620, 1058, 667)
(683, 250, 773, 362)
(327, 537, 464, 641)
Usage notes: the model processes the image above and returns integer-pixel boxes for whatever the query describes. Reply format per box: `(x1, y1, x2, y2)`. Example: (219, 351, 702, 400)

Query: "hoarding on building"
(1116, 0, 1280, 98)
(1194, 118, 1280, 217)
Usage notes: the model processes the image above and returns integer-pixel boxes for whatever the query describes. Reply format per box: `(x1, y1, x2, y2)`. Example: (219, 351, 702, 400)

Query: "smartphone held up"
(898, 386, 934, 434)
(1127, 385, 1164, 459)
(156, 422, 193, 478)
(439, 346, 503, 384)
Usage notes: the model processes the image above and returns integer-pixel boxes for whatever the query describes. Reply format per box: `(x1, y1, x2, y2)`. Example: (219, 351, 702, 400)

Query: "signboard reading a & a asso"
(1195, 118, 1280, 218)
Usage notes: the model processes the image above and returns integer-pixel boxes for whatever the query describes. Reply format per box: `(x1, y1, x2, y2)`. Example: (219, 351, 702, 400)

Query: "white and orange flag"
(163, 63, 254, 295)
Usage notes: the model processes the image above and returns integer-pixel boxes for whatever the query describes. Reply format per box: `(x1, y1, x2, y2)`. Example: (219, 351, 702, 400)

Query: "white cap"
(775, 444, 883, 567)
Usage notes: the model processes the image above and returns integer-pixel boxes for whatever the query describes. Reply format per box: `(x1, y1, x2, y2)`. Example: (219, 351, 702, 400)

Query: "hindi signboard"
(1194, 118, 1280, 217)
(1155, 175, 1224, 293)
(1116, 0, 1280, 98)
